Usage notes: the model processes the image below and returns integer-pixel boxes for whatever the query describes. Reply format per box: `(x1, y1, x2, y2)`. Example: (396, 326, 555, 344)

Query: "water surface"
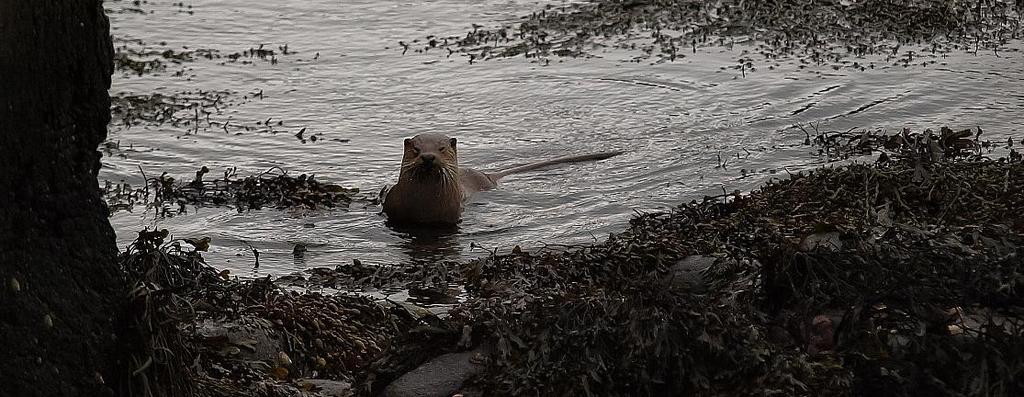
(103, 0, 1024, 276)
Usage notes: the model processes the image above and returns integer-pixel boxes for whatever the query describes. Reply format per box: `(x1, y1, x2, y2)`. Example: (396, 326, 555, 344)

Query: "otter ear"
(449, 137, 457, 148)
(404, 138, 412, 147)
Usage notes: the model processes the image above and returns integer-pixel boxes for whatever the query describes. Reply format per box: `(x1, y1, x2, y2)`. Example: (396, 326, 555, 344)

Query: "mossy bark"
(0, 1, 123, 395)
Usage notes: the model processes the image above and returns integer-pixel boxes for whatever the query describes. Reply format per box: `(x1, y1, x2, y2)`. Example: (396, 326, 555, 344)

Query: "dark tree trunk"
(0, 1, 122, 396)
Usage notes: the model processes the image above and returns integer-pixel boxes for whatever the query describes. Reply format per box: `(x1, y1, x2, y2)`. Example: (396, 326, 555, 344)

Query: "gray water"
(103, 0, 1024, 277)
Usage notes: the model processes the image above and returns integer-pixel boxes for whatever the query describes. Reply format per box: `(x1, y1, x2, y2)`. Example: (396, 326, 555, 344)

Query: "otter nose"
(420, 153, 435, 163)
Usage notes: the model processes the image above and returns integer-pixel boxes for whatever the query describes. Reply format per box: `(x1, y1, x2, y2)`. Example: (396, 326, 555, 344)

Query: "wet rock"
(766, 324, 795, 347)
(799, 232, 843, 251)
(297, 378, 353, 397)
(196, 318, 284, 362)
(236, 380, 308, 397)
(663, 255, 714, 293)
(807, 315, 835, 355)
(382, 349, 485, 397)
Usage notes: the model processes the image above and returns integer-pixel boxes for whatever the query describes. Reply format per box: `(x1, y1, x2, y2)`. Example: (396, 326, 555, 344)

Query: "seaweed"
(118, 229, 411, 396)
(120, 228, 211, 397)
(414, 0, 1023, 67)
(797, 124, 1016, 163)
(110, 90, 234, 129)
(101, 166, 361, 215)
(276, 259, 459, 297)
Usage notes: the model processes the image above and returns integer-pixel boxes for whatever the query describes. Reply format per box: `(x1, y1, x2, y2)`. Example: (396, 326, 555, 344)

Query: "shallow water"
(103, 0, 1024, 277)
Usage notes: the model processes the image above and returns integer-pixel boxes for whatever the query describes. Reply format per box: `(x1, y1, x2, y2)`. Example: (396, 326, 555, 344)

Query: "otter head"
(401, 133, 459, 180)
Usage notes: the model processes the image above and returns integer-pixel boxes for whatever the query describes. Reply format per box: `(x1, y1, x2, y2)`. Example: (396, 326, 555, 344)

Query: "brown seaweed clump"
(102, 166, 360, 216)
(118, 229, 412, 397)
(796, 124, 1015, 163)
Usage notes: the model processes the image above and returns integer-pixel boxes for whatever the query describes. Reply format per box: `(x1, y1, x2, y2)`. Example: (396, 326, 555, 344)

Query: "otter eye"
(411, 146, 421, 154)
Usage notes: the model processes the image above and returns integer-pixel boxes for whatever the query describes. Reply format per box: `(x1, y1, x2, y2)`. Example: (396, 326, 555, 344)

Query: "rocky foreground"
(122, 128, 1023, 397)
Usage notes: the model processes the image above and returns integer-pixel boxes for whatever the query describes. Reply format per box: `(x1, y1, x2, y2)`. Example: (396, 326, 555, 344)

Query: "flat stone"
(297, 379, 353, 397)
(799, 232, 843, 251)
(664, 255, 715, 293)
(382, 350, 485, 397)
(196, 318, 283, 362)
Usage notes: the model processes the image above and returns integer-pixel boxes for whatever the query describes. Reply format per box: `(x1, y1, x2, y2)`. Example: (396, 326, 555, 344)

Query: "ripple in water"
(102, 0, 1024, 276)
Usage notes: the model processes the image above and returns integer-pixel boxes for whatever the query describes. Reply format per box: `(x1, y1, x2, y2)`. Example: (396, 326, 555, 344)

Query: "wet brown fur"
(383, 133, 622, 225)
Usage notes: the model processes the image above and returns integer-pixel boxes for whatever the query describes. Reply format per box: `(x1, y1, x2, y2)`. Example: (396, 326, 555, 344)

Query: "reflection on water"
(390, 223, 462, 264)
(101, 0, 1024, 277)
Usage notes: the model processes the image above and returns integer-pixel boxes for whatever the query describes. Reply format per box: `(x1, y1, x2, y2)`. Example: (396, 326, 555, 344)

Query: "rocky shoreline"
(103, 1, 1024, 395)
(122, 128, 1022, 397)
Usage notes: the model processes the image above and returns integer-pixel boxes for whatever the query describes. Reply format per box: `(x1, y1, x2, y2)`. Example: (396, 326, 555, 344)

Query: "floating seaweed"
(109, 89, 336, 138)
(798, 124, 1018, 163)
(417, 0, 1024, 68)
(102, 166, 361, 215)
(112, 36, 221, 77)
(110, 90, 235, 129)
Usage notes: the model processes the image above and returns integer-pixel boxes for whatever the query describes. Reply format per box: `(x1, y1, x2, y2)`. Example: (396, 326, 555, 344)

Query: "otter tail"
(490, 151, 624, 180)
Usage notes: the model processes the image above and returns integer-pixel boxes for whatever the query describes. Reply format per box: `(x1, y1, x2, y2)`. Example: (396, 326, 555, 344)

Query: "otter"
(383, 133, 622, 225)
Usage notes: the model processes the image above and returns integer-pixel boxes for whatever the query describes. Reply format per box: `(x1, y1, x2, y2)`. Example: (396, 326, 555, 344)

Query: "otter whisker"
(440, 168, 453, 190)
(443, 166, 458, 188)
